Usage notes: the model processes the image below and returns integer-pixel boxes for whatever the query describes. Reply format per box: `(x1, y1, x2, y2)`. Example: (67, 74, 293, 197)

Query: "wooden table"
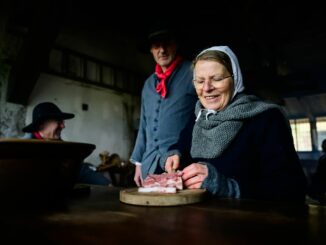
(1, 185, 325, 244)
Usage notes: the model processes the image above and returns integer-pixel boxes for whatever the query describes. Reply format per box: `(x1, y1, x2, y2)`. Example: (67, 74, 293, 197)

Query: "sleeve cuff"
(201, 161, 240, 198)
(130, 159, 142, 166)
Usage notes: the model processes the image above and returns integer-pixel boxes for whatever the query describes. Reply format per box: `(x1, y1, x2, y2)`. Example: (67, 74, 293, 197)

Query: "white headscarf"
(196, 46, 245, 99)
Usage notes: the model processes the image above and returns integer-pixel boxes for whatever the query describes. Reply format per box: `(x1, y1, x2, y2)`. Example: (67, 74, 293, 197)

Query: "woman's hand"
(165, 154, 180, 173)
(180, 163, 208, 189)
(134, 165, 143, 187)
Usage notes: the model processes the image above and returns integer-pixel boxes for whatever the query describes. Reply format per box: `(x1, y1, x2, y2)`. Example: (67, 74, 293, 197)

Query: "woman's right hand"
(134, 165, 143, 187)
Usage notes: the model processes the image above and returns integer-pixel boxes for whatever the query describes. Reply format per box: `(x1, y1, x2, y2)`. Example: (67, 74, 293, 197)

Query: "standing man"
(22, 101, 111, 186)
(130, 25, 197, 186)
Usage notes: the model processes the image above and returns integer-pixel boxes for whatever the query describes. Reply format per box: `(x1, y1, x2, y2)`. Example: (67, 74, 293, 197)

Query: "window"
(316, 116, 326, 151)
(290, 118, 312, 151)
(86, 61, 100, 82)
(102, 66, 114, 86)
(67, 54, 84, 78)
(49, 49, 62, 73)
(47, 47, 144, 95)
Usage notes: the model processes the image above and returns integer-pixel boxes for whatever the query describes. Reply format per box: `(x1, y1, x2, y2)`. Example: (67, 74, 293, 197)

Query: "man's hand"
(165, 154, 180, 173)
(134, 165, 143, 187)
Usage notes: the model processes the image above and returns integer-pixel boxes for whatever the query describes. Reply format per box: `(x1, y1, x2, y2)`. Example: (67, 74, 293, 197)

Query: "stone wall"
(0, 9, 26, 138)
(0, 66, 26, 138)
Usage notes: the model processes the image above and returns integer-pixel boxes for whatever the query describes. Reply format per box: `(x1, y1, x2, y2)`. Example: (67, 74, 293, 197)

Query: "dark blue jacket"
(194, 108, 307, 203)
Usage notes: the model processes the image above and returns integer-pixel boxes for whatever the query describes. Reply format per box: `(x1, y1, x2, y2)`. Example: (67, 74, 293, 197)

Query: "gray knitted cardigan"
(191, 93, 283, 159)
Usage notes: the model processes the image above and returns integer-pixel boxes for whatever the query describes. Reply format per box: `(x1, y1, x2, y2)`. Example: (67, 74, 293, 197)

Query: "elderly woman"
(166, 46, 307, 203)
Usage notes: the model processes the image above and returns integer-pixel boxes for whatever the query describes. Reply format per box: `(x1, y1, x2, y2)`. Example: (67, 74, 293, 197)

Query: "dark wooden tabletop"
(1, 185, 325, 244)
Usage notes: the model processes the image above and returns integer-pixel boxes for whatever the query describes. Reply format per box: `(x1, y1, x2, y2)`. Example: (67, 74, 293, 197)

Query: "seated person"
(165, 46, 307, 203)
(22, 101, 110, 186)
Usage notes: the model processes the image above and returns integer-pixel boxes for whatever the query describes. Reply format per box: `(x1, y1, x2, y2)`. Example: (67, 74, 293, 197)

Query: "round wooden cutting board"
(119, 188, 207, 206)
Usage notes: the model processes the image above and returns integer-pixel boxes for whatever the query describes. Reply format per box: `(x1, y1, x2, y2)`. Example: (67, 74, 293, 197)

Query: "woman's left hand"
(180, 163, 208, 189)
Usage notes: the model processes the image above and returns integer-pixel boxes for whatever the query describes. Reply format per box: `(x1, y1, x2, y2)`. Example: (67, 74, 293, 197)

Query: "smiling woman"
(166, 45, 307, 204)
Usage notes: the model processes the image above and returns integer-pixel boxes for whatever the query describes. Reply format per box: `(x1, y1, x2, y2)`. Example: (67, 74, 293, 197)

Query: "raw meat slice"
(139, 172, 183, 193)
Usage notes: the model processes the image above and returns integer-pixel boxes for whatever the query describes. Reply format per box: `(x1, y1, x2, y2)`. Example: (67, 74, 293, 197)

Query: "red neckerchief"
(33, 132, 43, 139)
(155, 55, 183, 98)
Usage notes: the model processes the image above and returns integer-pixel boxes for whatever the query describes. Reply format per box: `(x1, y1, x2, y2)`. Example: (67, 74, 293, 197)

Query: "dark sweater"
(194, 108, 307, 203)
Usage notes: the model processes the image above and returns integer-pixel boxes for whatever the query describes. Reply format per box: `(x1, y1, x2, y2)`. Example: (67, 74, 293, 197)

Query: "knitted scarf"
(155, 55, 182, 98)
(191, 94, 283, 159)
